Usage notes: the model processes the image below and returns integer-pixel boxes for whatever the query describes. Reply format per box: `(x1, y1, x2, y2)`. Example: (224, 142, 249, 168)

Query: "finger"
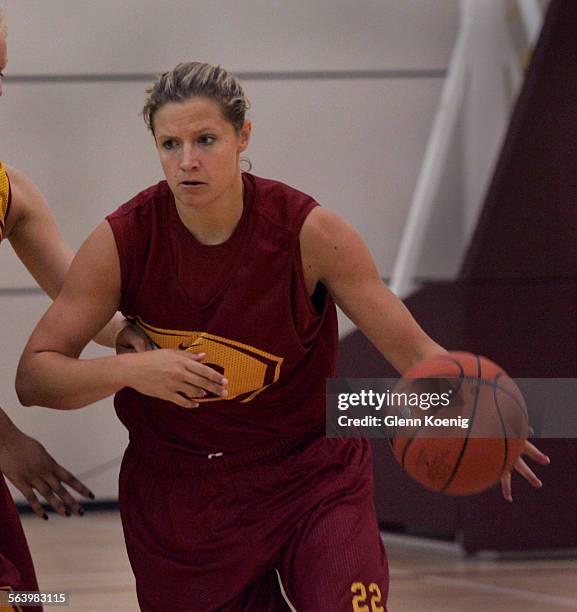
(500, 471, 512, 502)
(117, 338, 144, 354)
(20, 486, 48, 520)
(33, 481, 69, 517)
(182, 355, 228, 385)
(55, 466, 95, 500)
(184, 373, 228, 397)
(173, 392, 200, 409)
(514, 457, 543, 489)
(131, 339, 148, 353)
(181, 363, 228, 396)
(116, 343, 135, 354)
(522, 440, 550, 465)
(45, 476, 85, 516)
(178, 384, 207, 399)
(117, 327, 154, 353)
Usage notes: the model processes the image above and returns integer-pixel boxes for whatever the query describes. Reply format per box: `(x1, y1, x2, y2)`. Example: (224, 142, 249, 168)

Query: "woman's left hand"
(500, 439, 550, 502)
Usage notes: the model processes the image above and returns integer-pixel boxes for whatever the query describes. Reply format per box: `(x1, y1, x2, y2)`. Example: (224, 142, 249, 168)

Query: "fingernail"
(222, 378, 228, 385)
(221, 389, 228, 397)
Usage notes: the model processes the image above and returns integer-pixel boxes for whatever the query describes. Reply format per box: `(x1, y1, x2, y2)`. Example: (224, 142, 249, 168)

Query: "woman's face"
(0, 32, 7, 97)
(152, 96, 251, 210)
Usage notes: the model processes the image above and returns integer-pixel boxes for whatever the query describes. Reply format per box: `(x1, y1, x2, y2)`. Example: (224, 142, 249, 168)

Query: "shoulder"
(4, 163, 41, 206)
(250, 173, 314, 203)
(300, 206, 360, 248)
(248, 173, 318, 233)
(2, 163, 51, 237)
(106, 181, 169, 274)
(107, 180, 170, 222)
(300, 206, 374, 284)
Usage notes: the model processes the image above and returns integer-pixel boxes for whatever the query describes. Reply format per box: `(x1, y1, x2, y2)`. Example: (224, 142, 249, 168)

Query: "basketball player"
(16, 62, 549, 611)
(0, 9, 149, 606)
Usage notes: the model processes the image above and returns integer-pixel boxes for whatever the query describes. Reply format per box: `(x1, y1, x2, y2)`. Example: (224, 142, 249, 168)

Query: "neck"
(175, 174, 244, 245)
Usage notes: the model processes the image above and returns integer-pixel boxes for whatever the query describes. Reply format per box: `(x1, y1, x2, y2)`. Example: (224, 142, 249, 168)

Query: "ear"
(238, 120, 252, 152)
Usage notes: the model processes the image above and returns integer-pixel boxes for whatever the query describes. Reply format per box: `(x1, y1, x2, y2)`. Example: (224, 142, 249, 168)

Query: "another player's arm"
(300, 206, 446, 374)
(0, 406, 94, 518)
(16, 222, 228, 410)
(5, 164, 73, 298)
(4, 165, 147, 349)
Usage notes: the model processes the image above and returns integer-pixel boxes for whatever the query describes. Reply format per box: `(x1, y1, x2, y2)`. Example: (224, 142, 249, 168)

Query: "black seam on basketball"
(407, 373, 525, 413)
(399, 422, 429, 469)
(440, 355, 481, 493)
(493, 374, 509, 476)
(491, 378, 527, 417)
(397, 369, 466, 468)
(486, 382, 526, 414)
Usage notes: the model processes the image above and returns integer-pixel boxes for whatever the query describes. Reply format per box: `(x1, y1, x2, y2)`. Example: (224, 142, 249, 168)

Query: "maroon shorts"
(119, 436, 388, 611)
(0, 473, 42, 612)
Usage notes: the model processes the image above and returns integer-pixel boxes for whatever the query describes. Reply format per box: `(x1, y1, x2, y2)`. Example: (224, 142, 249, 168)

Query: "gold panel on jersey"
(0, 162, 10, 241)
(0, 586, 21, 612)
(133, 317, 284, 403)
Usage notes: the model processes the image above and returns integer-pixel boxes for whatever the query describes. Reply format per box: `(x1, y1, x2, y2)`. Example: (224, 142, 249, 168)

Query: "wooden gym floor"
(20, 511, 577, 611)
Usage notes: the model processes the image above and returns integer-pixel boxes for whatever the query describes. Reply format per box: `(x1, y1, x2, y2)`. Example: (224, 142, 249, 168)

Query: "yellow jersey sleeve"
(0, 161, 11, 241)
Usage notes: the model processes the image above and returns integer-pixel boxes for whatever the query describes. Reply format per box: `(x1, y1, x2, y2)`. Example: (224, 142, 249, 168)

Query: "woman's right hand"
(121, 349, 228, 408)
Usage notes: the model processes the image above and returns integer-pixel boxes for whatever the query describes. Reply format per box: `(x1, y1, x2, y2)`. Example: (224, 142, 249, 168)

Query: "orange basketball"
(388, 352, 529, 495)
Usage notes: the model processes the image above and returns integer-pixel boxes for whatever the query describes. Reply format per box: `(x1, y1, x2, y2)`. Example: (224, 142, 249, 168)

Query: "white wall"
(0, 0, 459, 500)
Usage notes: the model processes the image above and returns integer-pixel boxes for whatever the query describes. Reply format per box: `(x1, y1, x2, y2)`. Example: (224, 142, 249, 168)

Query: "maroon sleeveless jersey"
(107, 173, 338, 455)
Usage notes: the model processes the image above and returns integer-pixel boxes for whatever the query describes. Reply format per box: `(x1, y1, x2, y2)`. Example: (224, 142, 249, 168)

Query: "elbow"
(16, 385, 36, 407)
(15, 353, 49, 407)
(15, 362, 37, 407)
(16, 357, 79, 411)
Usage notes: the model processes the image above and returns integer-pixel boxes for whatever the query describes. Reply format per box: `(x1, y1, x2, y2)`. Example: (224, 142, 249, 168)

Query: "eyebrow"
(157, 125, 218, 137)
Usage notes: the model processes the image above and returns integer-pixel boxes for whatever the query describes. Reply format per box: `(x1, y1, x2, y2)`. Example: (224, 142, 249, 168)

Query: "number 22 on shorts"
(351, 581, 385, 611)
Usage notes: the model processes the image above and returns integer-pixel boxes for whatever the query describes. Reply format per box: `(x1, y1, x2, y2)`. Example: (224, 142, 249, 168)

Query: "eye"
(198, 135, 216, 145)
(161, 139, 177, 150)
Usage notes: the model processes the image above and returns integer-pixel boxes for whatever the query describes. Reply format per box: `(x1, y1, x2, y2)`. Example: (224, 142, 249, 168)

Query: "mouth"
(180, 180, 206, 188)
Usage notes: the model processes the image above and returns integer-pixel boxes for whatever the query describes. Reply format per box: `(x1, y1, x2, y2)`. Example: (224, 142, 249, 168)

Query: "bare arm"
(16, 222, 228, 410)
(301, 207, 549, 497)
(5, 164, 73, 298)
(5, 165, 142, 348)
(0, 405, 94, 518)
(300, 206, 446, 374)
(1, 170, 144, 515)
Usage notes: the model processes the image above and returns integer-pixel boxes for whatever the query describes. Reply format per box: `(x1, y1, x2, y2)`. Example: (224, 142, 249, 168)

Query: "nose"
(180, 143, 200, 172)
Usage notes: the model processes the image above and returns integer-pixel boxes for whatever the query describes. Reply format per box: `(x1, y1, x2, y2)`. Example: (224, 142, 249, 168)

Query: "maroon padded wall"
(337, 0, 577, 552)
